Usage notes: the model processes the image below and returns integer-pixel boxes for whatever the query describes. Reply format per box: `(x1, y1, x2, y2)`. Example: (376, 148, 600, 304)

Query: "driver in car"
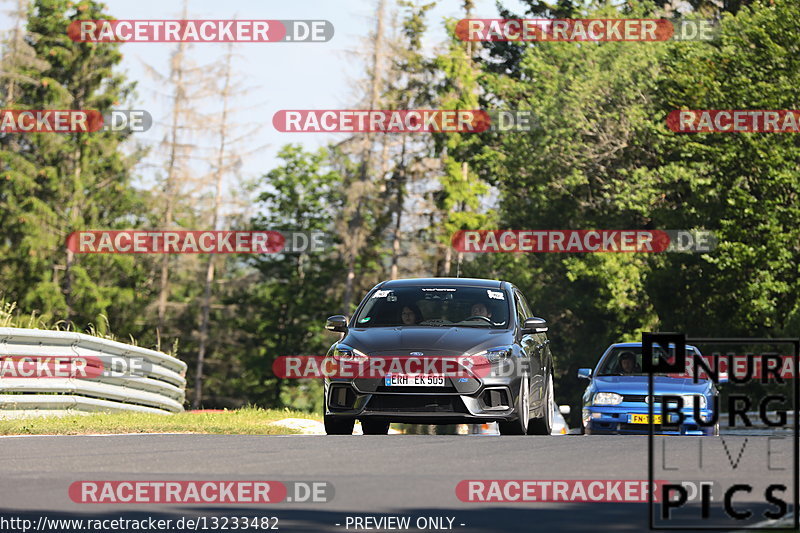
(618, 351, 640, 374)
(470, 302, 493, 320)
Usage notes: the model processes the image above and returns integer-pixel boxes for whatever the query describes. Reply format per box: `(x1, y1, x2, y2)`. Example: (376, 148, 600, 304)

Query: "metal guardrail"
(0, 327, 187, 415)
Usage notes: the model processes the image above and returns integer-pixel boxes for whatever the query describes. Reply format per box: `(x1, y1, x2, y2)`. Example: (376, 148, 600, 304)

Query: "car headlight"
(593, 392, 623, 405)
(332, 344, 368, 362)
(472, 346, 514, 363)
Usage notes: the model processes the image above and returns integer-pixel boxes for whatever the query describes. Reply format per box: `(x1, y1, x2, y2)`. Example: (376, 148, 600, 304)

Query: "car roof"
(378, 277, 505, 289)
(609, 342, 700, 351)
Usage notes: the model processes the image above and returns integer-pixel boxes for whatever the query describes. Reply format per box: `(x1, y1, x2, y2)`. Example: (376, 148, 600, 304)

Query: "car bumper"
(583, 405, 716, 436)
(324, 377, 528, 424)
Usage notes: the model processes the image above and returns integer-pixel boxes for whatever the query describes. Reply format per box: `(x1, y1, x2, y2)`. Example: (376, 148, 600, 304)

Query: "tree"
(192, 41, 262, 408)
(646, 0, 800, 336)
(0, 0, 48, 106)
(461, 2, 672, 417)
(225, 145, 343, 409)
(141, 0, 213, 337)
(340, 0, 388, 313)
(379, 0, 437, 279)
(0, 0, 149, 335)
(432, 2, 495, 277)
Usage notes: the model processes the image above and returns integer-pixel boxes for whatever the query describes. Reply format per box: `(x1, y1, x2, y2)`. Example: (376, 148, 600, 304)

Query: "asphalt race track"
(0, 434, 794, 533)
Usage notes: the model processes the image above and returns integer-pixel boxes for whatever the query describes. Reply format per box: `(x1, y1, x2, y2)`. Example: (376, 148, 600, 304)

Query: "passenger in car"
(400, 304, 423, 325)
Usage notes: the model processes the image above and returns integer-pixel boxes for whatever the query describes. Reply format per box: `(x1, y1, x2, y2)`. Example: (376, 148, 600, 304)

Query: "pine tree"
(433, 1, 493, 276)
(381, 0, 437, 279)
(340, 0, 388, 313)
(0, 0, 48, 106)
(0, 0, 149, 333)
(140, 0, 213, 338)
(192, 42, 261, 408)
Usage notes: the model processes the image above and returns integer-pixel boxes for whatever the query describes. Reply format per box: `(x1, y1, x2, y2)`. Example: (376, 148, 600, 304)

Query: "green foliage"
(218, 146, 344, 411)
(0, 0, 796, 420)
(466, 0, 800, 420)
(432, 18, 495, 256)
(0, 0, 151, 334)
(646, 0, 800, 336)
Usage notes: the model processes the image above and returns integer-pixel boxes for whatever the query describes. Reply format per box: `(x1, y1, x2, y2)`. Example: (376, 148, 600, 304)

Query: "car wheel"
(527, 373, 553, 435)
(499, 375, 530, 435)
(324, 415, 355, 435)
(361, 420, 390, 435)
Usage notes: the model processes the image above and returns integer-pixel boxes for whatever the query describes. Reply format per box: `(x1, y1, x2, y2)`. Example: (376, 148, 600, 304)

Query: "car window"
(596, 346, 697, 376)
(353, 286, 510, 328)
(513, 290, 527, 328)
(597, 348, 645, 375)
(516, 290, 533, 320)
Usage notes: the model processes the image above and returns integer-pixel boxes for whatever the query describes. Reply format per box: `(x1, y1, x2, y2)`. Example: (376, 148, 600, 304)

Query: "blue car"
(578, 342, 720, 436)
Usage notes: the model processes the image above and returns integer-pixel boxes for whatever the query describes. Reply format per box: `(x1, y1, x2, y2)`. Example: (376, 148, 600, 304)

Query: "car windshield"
(596, 346, 695, 376)
(353, 286, 510, 328)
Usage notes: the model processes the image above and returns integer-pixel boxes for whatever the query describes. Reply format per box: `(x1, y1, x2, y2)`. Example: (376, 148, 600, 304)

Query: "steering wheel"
(461, 315, 493, 324)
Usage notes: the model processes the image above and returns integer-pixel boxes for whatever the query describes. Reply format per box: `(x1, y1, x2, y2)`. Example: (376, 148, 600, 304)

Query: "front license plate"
(385, 374, 445, 386)
(629, 414, 662, 424)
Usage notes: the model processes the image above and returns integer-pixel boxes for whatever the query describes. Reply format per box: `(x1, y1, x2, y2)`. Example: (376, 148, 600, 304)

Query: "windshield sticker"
(359, 316, 371, 323)
(372, 290, 391, 298)
(421, 288, 456, 292)
(487, 290, 505, 300)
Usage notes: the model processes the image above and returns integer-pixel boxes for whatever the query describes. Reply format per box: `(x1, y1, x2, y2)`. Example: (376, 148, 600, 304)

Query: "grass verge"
(0, 407, 322, 435)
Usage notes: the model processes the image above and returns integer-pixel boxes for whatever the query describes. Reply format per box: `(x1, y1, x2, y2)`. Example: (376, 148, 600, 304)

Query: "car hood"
(593, 375, 711, 395)
(340, 327, 514, 356)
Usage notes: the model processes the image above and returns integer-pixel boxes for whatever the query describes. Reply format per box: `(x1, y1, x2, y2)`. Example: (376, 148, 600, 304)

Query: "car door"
(515, 288, 550, 412)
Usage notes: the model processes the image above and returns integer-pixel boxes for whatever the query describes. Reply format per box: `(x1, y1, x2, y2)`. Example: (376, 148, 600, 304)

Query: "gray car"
(323, 277, 555, 436)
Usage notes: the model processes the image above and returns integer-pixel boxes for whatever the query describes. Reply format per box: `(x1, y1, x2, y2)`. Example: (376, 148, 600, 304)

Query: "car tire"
(324, 415, 355, 435)
(361, 420, 390, 435)
(499, 376, 530, 435)
(527, 373, 553, 435)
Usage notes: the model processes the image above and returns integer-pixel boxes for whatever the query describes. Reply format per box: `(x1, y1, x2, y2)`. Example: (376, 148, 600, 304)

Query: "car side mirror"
(522, 317, 548, 333)
(325, 315, 348, 333)
(577, 368, 592, 380)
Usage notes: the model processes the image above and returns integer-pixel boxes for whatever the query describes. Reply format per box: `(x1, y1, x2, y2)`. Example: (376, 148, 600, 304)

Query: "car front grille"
(623, 394, 647, 403)
(622, 394, 666, 404)
(367, 394, 467, 413)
